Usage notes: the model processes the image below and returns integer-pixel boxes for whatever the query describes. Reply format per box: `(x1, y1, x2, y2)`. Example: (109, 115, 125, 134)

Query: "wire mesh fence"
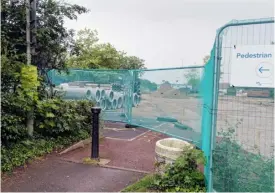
(47, 17, 274, 192)
(131, 67, 204, 147)
(211, 18, 274, 192)
(47, 69, 132, 123)
(48, 67, 205, 147)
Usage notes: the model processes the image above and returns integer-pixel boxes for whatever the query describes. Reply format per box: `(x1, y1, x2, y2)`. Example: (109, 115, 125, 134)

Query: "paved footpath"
(1, 154, 145, 192)
(2, 125, 167, 192)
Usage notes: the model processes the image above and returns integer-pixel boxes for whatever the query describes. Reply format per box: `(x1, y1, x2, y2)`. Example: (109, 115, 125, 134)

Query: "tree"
(203, 55, 210, 64)
(73, 28, 99, 54)
(185, 69, 200, 90)
(67, 28, 145, 70)
(140, 79, 158, 92)
(203, 54, 224, 80)
(1, 0, 89, 75)
(1, 0, 89, 136)
(1, 0, 89, 96)
(120, 55, 145, 70)
(68, 42, 123, 69)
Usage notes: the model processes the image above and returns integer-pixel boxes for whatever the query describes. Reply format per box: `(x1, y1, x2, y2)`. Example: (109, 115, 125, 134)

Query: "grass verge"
(121, 174, 156, 192)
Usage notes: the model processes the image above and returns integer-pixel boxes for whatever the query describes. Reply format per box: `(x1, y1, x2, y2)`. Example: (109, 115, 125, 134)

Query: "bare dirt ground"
(217, 96, 274, 157)
(133, 94, 202, 132)
(132, 93, 274, 157)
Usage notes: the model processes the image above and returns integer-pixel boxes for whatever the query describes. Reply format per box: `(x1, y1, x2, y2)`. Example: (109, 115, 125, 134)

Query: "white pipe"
(106, 99, 112, 110)
(86, 90, 92, 100)
(100, 89, 106, 99)
(137, 95, 141, 105)
(116, 96, 123, 109)
(62, 87, 88, 99)
(86, 88, 101, 102)
(132, 93, 138, 107)
(59, 83, 69, 89)
(122, 95, 126, 108)
(100, 99, 107, 111)
(112, 99, 118, 109)
(113, 92, 123, 109)
(96, 101, 100, 107)
(105, 90, 114, 101)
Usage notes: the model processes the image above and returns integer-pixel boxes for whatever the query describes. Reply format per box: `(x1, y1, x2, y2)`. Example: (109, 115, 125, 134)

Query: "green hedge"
(1, 130, 89, 172)
(35, 99, 94, 137)
(1, 98, 95, 146)
(1, 98, 97, 172)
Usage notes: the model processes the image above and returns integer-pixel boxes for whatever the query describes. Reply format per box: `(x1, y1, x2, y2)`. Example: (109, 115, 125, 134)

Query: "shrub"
(1, 97, 97, 172)
(1, 113, 28, 146)
(1, 97, 95, 146)
(150, 147, 206, 192)
(1, 62, 40, 144)
(1, 92, 31, 146)
(35, 99, 95, 137)
(1, 130, 89, 172)
(212, 119, 274, 192)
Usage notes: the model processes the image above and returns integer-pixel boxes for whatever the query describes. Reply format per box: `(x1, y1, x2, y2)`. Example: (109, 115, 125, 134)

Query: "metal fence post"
(91, 107, 101, 159)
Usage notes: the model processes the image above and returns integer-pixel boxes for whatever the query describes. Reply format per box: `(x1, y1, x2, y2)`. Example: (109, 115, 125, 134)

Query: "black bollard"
(91, 107, 101, 159)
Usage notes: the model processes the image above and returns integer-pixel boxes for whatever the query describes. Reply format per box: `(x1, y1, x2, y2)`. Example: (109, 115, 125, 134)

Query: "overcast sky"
(64, 0, 274, 84)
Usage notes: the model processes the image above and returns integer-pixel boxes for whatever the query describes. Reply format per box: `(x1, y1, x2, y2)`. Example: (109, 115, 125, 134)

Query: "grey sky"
(64, 0, 274, 71)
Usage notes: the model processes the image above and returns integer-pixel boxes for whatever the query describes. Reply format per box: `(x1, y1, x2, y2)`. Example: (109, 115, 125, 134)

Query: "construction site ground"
(107, 92, 274, 157)
(1, 123, 167, 192)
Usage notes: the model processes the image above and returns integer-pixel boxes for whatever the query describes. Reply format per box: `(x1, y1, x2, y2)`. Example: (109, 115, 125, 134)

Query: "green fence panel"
(130, 67, 204, 147)
(46, 17, 274, 193)
(47, 69, 132, 123)
(48, 67, 205, 147)
(200, 44, 216, 191)
(211, 18, 274, 192)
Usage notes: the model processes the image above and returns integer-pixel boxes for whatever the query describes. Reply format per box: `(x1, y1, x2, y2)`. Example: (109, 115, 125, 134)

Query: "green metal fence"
(48, 66, 204, 147)
(209, 18, 274, 192)
(131, 67, 204, 147)
(47, 17, 274, 192)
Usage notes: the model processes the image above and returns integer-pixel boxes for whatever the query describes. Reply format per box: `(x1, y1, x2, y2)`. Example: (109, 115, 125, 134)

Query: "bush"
(150, 147, 206, 192)
(1, 97, 95, 145)
(1, 130, 89, 172)
(1, 62, 40, 144)
(1, 113, 28, 145)
(1, 92, 31, 146)
(213, 119, 274, 192)
(35, 99, 94, 137)
(1, 97, 97, 172)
